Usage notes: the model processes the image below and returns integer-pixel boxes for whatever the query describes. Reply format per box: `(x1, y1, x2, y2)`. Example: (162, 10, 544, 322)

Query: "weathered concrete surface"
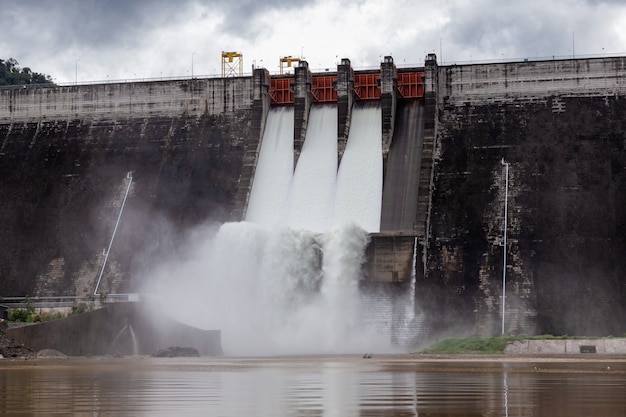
(0, 83, 255, 297)
(293, 61, 312, 167)
(6, 302, 222, 356)
(1, 77, 253, 121)
(505, 339, 626, 355)
(440, 57, 626, 105)
(380, 56, 397, 161)
(233, 68, 271, 220)
(421, 62, 626, 339)
(365, 234, 417, 283)
(336, 58, 354, 164)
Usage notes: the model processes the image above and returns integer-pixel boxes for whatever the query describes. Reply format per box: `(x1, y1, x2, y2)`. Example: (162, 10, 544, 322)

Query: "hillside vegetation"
(0, 58, 54, 86)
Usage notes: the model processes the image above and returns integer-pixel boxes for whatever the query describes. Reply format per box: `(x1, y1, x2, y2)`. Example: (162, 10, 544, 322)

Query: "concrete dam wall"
(0, 60, 422, 298)
(420, 56, 626, 339)
(0, 76, 261, 297)
(1, 55, 625, 341)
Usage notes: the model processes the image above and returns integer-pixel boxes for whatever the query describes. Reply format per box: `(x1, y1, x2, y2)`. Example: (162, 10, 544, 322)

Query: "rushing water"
(146, 103, 394, 355)
(286, 105, 339, 232)
(247, 103, 382, 232)
(333, 103, 383, 232)
(245, 106, 295, 226)
(2, 356, 625, 416)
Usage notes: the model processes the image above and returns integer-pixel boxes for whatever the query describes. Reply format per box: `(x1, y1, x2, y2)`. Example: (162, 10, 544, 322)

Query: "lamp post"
(191, 52, 196, 79)
(501, 158, 509, 335)
(75, 58, 80, 85)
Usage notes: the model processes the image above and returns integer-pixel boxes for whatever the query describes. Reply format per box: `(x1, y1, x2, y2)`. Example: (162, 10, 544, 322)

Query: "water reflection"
(1, 357, 625, 416)
(504, 369, 509, 417)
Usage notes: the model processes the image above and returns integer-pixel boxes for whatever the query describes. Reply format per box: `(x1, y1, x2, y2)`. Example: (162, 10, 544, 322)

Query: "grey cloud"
(2, 0, 310, 52)
(585, 0, 625, 4)
(3, 0, 624, 81)
(1, 0, 190, 54)
(204, 0, 310, 39)
(439, 1, 622, 61)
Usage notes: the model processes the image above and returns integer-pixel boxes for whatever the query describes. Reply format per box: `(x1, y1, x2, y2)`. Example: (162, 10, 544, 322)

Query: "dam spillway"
(283, 105, 340, 232)
(1, 54, 625, 344)
(248, 104, 383, 232)
(229, 100, 404, 352)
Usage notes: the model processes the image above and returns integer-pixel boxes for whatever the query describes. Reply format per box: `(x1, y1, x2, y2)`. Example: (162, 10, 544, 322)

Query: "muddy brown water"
(1, 355, 625, 416)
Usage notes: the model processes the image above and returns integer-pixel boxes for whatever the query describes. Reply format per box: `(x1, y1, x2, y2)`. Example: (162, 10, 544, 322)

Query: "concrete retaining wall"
(6, 302, 222, 356)
(505, 339, 626, 355)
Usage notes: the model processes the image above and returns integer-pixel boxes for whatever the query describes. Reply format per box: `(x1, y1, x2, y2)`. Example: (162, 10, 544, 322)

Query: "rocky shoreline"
(0, 329, 34, 358)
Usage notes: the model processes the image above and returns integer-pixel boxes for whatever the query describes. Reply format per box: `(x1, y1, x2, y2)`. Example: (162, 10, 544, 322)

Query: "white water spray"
(108, 324, 139, 356)
(150, 104, 392, 355)
(151, 221, 383, 354)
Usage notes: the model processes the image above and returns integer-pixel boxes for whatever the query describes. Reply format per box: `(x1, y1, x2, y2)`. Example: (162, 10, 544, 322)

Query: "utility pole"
(501, 158, 509, 335)
(191, 52, 196, 79)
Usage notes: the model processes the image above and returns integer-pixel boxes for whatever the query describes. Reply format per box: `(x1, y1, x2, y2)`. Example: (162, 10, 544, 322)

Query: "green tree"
(0, 58, 54, 86)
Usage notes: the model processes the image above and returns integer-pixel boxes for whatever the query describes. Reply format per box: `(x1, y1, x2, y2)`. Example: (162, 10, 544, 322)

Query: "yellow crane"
(279, 56, 301, 74)
(221, 51, 243, 77)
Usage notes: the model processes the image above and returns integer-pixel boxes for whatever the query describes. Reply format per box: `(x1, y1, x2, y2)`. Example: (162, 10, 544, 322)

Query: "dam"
(1, 54, 625, 349)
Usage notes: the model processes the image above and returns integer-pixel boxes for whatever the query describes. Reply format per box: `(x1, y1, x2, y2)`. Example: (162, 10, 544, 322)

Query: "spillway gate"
(268, 60, 425, 105)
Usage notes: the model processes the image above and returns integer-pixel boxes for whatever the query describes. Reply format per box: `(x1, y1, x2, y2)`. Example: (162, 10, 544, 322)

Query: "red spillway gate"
(353, 73, 381, 101)
(269, 70, 424, 105)
(397, 72, 425, 99)
(311, 75, 338, 103)
(268, 77, 294, 105)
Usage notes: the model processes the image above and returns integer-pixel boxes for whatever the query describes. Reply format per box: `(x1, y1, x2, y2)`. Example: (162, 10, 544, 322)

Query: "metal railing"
(2, 52, 623, 90)
(440, 51, 626, 66)
(1, 295, 95, 309)
(0, 293, 140, 308)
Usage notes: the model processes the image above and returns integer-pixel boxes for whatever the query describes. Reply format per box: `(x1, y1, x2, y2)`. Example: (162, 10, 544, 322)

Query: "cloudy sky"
(2, 0, 626, 83)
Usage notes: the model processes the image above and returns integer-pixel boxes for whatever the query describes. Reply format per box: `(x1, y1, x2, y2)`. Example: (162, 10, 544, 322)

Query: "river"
(1, 355, 625, 416)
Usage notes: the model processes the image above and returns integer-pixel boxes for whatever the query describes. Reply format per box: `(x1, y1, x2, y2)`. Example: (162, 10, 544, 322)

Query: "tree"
(0, 58, 54, 86)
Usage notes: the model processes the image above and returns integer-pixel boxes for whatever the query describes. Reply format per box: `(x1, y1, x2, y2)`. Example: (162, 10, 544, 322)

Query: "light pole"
(191, 52, 196, 79)
(501, 158, 509, 335)
(75, 58, 80, 85)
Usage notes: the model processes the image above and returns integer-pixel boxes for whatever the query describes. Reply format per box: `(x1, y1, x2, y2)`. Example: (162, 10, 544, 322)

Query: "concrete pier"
(336, 58, 354, 165)
(414, 53, 439, 242)
(233, 67, 271, 220)
(293, 61, 312, 168)
(380, 56, 397, 164)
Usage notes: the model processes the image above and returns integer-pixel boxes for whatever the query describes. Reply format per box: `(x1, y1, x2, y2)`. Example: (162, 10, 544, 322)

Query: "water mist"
(148, 104, 396, 355)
